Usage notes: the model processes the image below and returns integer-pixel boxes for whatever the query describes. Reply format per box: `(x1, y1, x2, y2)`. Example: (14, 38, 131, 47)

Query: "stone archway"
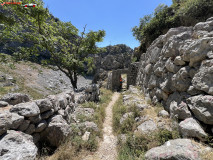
(107, 62, 139, 91)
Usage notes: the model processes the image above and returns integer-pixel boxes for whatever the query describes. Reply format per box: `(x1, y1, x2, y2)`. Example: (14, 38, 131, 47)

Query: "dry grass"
(193, 141, 213, 160)
(43, 88, 113, 160)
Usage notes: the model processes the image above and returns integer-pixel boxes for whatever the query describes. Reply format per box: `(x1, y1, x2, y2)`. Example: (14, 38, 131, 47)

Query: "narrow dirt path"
(83, 92, 120, 160)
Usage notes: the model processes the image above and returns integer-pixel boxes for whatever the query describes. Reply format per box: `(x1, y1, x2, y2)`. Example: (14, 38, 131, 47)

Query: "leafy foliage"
(1, 0, 106, 89)
(132, 0, 213, 54)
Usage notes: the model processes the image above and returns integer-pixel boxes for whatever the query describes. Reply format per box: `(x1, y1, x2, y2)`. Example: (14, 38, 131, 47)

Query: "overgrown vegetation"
(82, 88, 113, 132)
(45, 88, 113, 160)
(132, 0, 213, 54)
(113, 92, 180, 159)
(0, 0, 105, 89)
(118, 129, 180, 160)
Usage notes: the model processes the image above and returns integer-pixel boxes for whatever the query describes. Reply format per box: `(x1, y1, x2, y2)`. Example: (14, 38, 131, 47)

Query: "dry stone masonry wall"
(136, 17, 213, 138)
(0, 84, 100, 159)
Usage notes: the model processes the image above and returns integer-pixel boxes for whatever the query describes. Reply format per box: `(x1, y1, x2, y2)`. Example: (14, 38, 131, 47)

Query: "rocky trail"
(84, 92, 120, 160)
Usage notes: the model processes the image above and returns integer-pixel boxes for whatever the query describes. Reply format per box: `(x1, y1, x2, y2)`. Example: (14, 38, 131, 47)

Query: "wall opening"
(121, 74, 127, 91)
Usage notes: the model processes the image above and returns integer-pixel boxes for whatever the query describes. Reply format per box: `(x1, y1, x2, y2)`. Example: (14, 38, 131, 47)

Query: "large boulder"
(10, 102, 40, 117)
(10, 113, 24, 129)
(145, 139, 201, 160)
(170, 101, 192, 120)
(43, 115, 70, 147)
(0, 93, 30, 105)
(35, 98, 52, 113)
(192, 59, 213, 95)
(0, 112, 12, 136)
(0, 130, 37, 160)
(179, 118, 208, 141)
(188, 38, 213, 67)
(171, 67, 191, 92)
(187, 95, 213, 124)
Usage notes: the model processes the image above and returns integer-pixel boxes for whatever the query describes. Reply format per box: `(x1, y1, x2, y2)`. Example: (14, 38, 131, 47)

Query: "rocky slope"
(136, 17, 213, 140)
(93, 44, 133, 81)
(0, 57, 92, 99)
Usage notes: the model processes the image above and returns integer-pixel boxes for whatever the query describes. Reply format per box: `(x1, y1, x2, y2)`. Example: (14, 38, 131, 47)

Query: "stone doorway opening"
(121, 74, 127, 91)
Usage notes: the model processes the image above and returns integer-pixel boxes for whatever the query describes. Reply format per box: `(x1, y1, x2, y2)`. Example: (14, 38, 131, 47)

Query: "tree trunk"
(69, 72, 78, 89)
(70, 79, 77, 89)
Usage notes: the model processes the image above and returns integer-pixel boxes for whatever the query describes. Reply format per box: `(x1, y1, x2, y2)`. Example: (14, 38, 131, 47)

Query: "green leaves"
(132, 0, 213, 53)
(1, 0, 105, 88)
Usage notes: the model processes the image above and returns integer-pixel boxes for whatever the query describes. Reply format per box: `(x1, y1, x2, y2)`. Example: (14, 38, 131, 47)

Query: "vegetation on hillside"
(112, 92, 180, 160)
(0, 0, 105, 89)
(132, 0, 213, 54)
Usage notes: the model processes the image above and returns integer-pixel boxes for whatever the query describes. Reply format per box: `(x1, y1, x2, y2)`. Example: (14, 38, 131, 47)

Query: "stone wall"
(136, 17, 213, 136)
(127, 62, 139, 88)
(107, 69, 129, 91)
(0, 91, 75, 147)
(0, 84, 100, 159)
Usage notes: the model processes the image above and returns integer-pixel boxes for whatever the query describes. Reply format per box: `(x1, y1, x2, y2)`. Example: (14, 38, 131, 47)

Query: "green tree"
(1, 0, 106, 89)
(41, 23, 105, 89)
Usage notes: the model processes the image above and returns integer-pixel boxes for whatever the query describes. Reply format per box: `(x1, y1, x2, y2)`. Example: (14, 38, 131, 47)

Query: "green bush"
(133, 0, 213, 54)
(118, 129, 180, 160)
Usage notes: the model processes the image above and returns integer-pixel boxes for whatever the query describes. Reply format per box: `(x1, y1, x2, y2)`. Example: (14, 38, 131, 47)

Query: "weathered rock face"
(42, 115, 70, 147)
(0, 112, 12, 136)
(94, 44, 133, 71)
(10, 102, 40, 117)
(192, 60, 213, 95)
(0, 93, 30, 105)
(93, 44, 133, 81)
(135, 120, 157, 134)
(187, 95, 213, 125)
(136, 17, 213, 134)
(0, 130, 37, 160)
(179, 118, 207, 141)
(145, 139, 201, 160)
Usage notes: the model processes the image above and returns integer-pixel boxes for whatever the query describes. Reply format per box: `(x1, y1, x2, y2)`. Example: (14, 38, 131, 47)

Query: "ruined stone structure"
(136, 17, 213, 137)
(127, 62, 140, 88)
(107, 69, 128, 91)
(107, 62, 139, 91)
(0, 84, 100, 159)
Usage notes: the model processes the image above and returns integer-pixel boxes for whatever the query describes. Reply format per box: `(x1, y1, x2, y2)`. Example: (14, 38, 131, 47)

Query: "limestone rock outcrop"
(136, 17, 213, 135)
(0, 130, 37, 160)
(145, 139, 201, 160)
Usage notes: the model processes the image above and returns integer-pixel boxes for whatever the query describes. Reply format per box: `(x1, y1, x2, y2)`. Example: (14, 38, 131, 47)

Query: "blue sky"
(42, 0, 172, 49)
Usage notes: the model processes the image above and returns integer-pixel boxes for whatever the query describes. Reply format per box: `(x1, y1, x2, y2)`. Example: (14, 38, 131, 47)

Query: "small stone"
(18, 120, 30, 132)
(10, 113, 24, 129)
(158, 110, 169, 118)
(25, 124, 35, 135)
(82, 131, 90, 141)
(174, 56, 186, 66)
(41, 109, 54, 119)
(35, 120, 47, 133)
(0, 93, 30, 105)
(28, 115, 42, 124)
(0, 101, 8, 107)
(0, 112, 12, 136)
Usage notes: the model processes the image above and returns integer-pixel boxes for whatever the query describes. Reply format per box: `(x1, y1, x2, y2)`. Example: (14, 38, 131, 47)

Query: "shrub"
(117, 129, 180, 160)
(132, 0, 213, 55)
